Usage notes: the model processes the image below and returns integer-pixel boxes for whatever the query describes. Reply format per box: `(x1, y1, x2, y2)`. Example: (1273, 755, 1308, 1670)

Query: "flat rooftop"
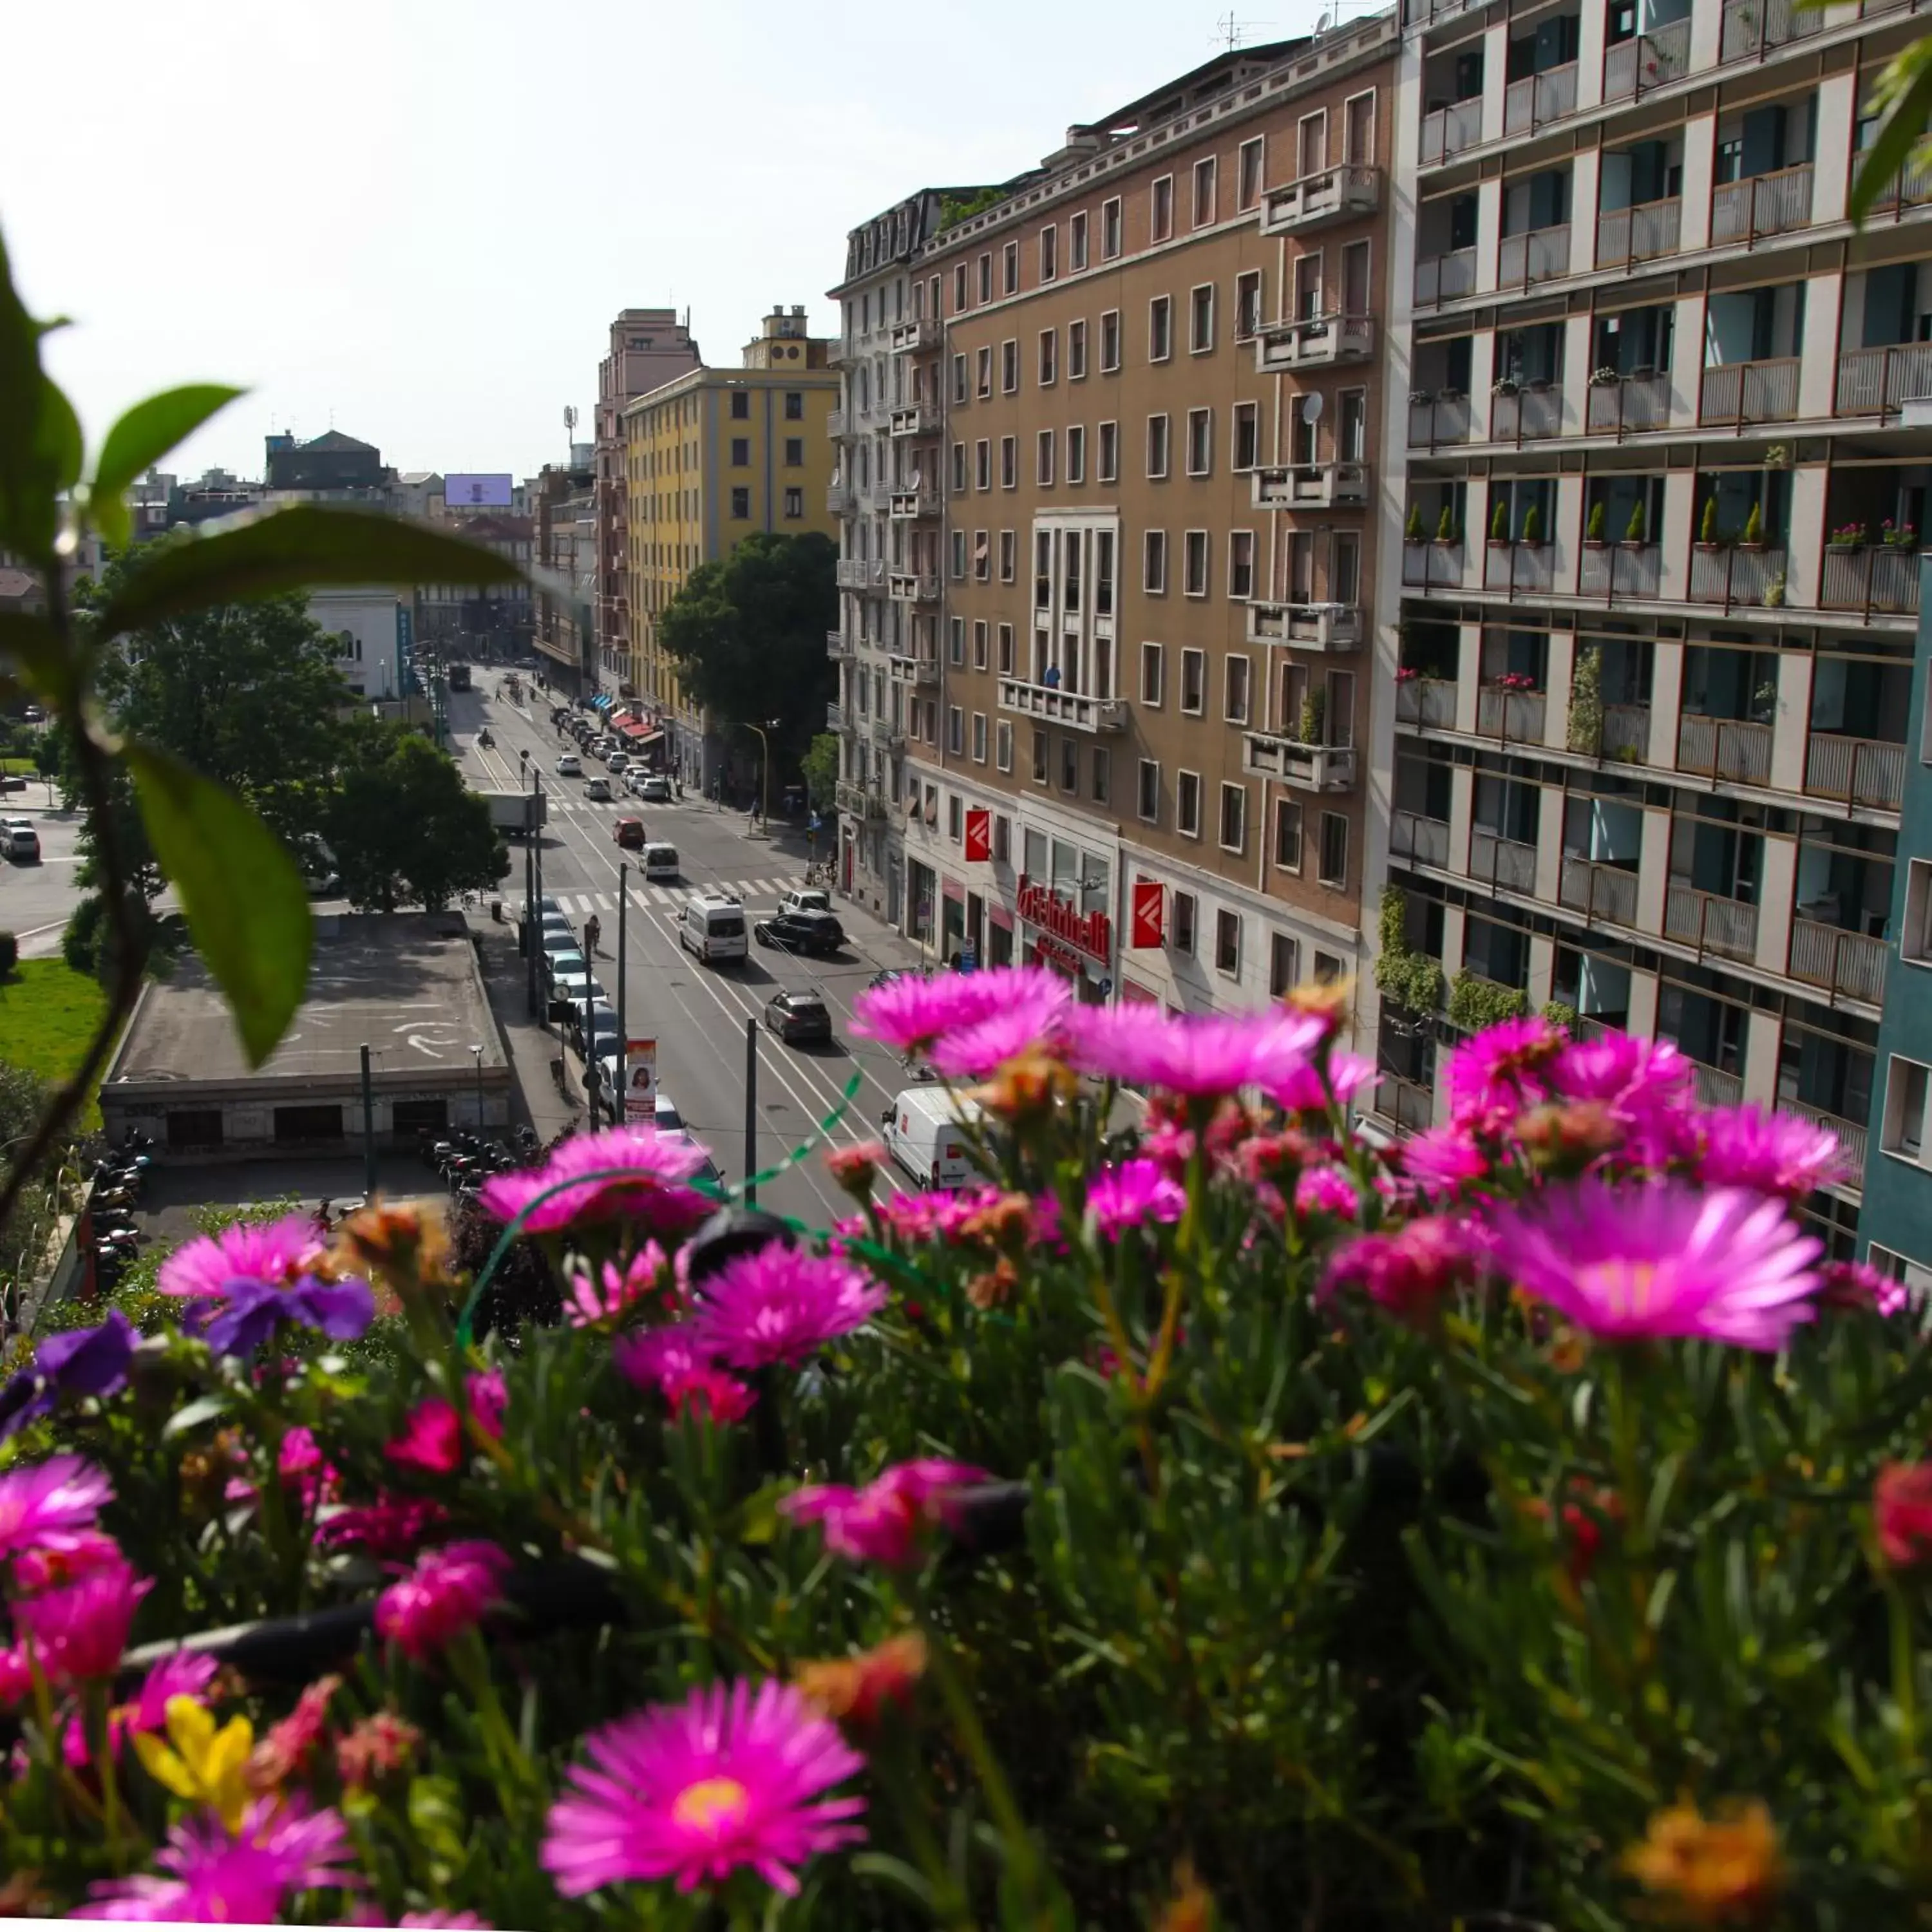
(108, 913, 506, 1093)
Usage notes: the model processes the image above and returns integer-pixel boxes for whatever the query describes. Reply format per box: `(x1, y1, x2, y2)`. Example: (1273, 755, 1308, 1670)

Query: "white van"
(642, 842, 679, 883)
(881, 1087, 984, 1191)
(679, 894, 748, 965)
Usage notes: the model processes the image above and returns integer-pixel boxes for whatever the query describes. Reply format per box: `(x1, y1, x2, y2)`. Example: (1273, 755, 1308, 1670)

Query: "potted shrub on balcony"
(1492, 374, 1521, 397)
(1435, 504, 1461, 545)
(1520, 503, 1544, 548)
(1739, 502, 1765, 551)
(1626, 501, 1649, 545)
(1588, 365, 1622, 387)
(1406, 504, 1425, 542)
(1696, 498, 1723, 551)
(1489, 498, 1511, 547)
(1884, 518, 1920, 549)
(1296, 687, 1327, 746)
(1828, 522, 1868, 550)
(1585, 501, 1608, 547)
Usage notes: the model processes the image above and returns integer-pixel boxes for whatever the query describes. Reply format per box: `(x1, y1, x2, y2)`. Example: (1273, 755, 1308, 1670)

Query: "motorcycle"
(478, 728, 495, 749)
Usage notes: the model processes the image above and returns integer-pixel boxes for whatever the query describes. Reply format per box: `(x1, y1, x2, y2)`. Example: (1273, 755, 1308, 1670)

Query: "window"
(972, 712, 988, 762)
(1100, 309, 1121, 372)
(998, 622, 1015, 672)
(1886, 1056, 1932, 1162)
(1193, 156, 1218, 227)
(1038, 328, 1057, 387)
(1274, 799, 1303, 871)
(947, 793, 963, 840)
(1182, 531, 1209, 598)
(1060, 737, 1078, 793)
(1904, 858, 1932, 965)
(785, 391, 804, 419)
(783, 486, 803, 518)
(1177, 771, 1202, 837)
(1143, 530, 1168, 593)
(1180, 647, 1206, 712)
(1102, 196, 1122, 259)
(1298, 109, 1328, 178)
(950, 616, 966, 665)
(1068, 319, 1088, 380)
(1151, 175, 1175, 242)
(973, 619, 990, 668)
(1070, 210, 1089, 270)
(1314, 949, 1343, 984)
(1147, 414, 1170, 478)
(950, 528, 967, 578)
(954, 263, 968, 311)
(978, 252, 992, 303)
(1140, 641, 1164, 705)
(1190, 284, 1215, 354)
(784, 437, 804, 466)
(973, 529, 990, 582)
(1173, 891, 1197, 952)
(947, 707, 964, 755)
(1092, 746, 1110, 804)
(1002, 240, 1019, 295)
(1098, 420, 1119, 482)
(952, 354, 968, 404)
(1149, 295, 1173, 362)
(1066, 425, 1086, 483)
(1039, 225, 1057, 281)
(1032, 729, 1049, 784)
(1137, 757, 1160, 820)
(731, 392, 750, 421)
(1219, 784, 1247, 854)
(976, 346, 993, 398)
(952, 442, 967, 491)
(1238, 136, 1265, 211)
(1225, 654, 1251, 722)
(1001, 339, 1019, 393)
(1037, 431, 1055, 486)
(1229, 531, 1255, 600)
(1318, 811, 1349, 887)
(996, 720, 1014, 772)
(1233, 401, 1260, 471)
(730, 486, 750, 518)
(1235, 271, 1262, 341)
(730, 437, 750, 466)
(994, 813, 1011, 862)
(1345, 90, 1376, 164)
(1215, 908, 1242, 974)
(976, 439, 991, 491)
(1186, 408, 1212, 476)
(1000, 436, 1017, 488)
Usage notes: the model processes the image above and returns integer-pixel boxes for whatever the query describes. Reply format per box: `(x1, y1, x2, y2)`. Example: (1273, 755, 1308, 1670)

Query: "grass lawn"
(0, 759, 36, 775)
(0, 960, 108, 1127)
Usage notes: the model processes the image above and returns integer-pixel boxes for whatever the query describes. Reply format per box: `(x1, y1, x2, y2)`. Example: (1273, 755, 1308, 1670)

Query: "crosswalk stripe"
(650, 886, 672, 905)
(594, 892, 613, 911)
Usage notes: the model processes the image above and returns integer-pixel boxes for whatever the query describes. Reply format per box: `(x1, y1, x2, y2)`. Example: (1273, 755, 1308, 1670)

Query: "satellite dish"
(1300, 392, 1325, 424)
(1314, 10, 1332, 30)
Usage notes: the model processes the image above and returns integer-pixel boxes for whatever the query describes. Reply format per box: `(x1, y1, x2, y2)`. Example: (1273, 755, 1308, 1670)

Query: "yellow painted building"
(625, 304, 838, 791)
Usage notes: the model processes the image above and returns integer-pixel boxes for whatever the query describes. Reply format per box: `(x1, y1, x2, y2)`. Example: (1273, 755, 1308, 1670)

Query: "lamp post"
(741, 717, 781, 830)
(470, 1044, 484, 1130)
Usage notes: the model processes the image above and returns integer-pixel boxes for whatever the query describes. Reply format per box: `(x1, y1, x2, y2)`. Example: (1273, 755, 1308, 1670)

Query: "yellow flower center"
(672, 1775, 752, 1835)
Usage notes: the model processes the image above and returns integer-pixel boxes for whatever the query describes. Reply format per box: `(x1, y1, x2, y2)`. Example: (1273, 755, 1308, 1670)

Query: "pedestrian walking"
(585, 914, 602, 956)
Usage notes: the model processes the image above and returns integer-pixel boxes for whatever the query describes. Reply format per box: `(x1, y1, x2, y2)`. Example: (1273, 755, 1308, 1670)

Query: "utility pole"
(582, 986, 599, 1128)
(359, 1045, 377, 1197)
(616, 860, 629, 1116)
(744, 1016, 758, 1206)
(532, 777, 547, 1041)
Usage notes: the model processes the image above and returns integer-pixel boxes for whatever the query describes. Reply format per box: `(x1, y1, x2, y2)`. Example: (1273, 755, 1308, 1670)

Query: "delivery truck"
(477, 788, 547, 838)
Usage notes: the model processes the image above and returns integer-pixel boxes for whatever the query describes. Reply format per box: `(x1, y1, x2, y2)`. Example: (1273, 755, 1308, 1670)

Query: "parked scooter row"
(419, 1125, 538, 1195)
(88, 1131, 156, 1285)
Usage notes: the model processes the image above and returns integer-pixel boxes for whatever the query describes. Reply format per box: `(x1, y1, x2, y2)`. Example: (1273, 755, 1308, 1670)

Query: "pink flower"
(541, 1678, 866, 1897)
(1446, 1016, 1566, 1127)
(1294, 1164, 1361, 1220)
(0, 1455, 112, 1563)
(65, 1650, 222, 1767)
(928, 982, 1074, 1078)
(384, 1372, 508, 1476)
(781, 1459, 990, 1567)
(851, 965, 1064, 1056)
(1821, 1257, 1911, 1318)
(316, 1495, 450, 1557)
(12, 1526, 123, 1593)
(1267, 1050, 1376, 1116)
(1323, 1218, 1479, 1322)
(375, 1540, 511, 1662)
(478, 1126, 713, 1235)
(1548, 1030, 1694, 1118)
(156, 1215, 322, 1301)
(1485, 1180, 1823, 1351)
(1065, 1005, 1329, 1097)
(1690, 1105, 1848, 1201)
(1396, 1124, 1490, 1193)
(824, 1142, 886, 1191)
(0, 1644, 35, 1705)
(1086, 1159, 1187, 1238)
(74, 1795, 357, 1920)
(689, 1247, 888, 1370)
(565, 1244, 668, 1327)
(14, 1552, 149, 1683)
(1876, 1463, 1932, 1567)
(249, 1673, 343, 1786)
(612, 1327, 755, 1423)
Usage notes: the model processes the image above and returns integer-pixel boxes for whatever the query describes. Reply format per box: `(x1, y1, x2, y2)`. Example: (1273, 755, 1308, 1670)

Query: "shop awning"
(592, 693, 613, 711)
(632, 730, 665, 748)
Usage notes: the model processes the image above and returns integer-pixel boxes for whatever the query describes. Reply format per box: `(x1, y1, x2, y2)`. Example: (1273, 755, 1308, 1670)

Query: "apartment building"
(532, 452, 598, 696)
(624, 307, 838, 793)
(851, 24, 1399, 1011)
(1377, 0, 1932, 1250)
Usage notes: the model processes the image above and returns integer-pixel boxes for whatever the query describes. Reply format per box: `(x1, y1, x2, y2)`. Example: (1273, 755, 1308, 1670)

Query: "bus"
(446, 663, 472, 692)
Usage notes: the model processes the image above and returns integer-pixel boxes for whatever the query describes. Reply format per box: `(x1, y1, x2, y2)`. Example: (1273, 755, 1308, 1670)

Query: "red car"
(614, 817, 645, 849)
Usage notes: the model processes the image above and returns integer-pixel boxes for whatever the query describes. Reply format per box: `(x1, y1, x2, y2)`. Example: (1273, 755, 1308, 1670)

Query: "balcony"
(1391, 810, 1452, 869)
(1401, 540, 1466, 589)
(1788, 919, 1889, 1007)
(1595, 196, 1682, 269)
(1720, 0, 1819, 61)
(1585, 372, 1671, 434)
(1504, 62, 1579, 136)
(1602, 701, 1651, 760)
(1240, 732, 1358, 790)
(1699, 358, 1799, 426)
(1490, 385, 1564, 442)
(826, 410, 848, 440)
(1408, 393, 1472, 448)
(835, 558, 884, 591)
(1482, 543, 1555, 594)
(888, 403, 936, 438)
(889, 486, 940, 521)
(1602, 17, 1692, 100)
(1687, 545, 1787, 610)
(1252, 461, 1370, 510)
(1253, 310, 1375, 374)
(887, 569, 940, 605)
(1415, 247, 1479, 308)
(1677, 713, 1772, 785)
(998, 677, 1126, 732)
(1803, 732, 1906, 811)
(1783, 1095, 1867, 1176)
(1578, 542, 1662, 601)
(1709, 164, 1813, 245)
(1420, 98, 1483, 167)
(1245, 600, 1362, 650)
(826, 480, 856, 517)
(1690, 1060, 1745, 1108)
(1258, 164, 1381, 234)
(1664, 882, 1760, 963)
(835, 780, 890, 822)
(1497, 224, 1571, 289)
(1835, 341, 1932, 415)
(826, 630, 855, 661)
(888, 318, 934, 354)
(888, 651, 939, 687)
(1475, 684, 1548, 742)
(1396, 675, 1457, 729)
(1819, 546, 1922, 619)
(1374, 1073, 1437, 1134)
(1559, 855, 1640, 927)
(826, 700, 848, 732)
(1470, 827, 1539, 893)
(871, 716, 907, 757)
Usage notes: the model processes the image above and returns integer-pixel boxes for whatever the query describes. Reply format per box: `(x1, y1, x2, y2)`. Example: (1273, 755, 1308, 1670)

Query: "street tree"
(800, 732, 839, 813)
(657, 531, 836, 779)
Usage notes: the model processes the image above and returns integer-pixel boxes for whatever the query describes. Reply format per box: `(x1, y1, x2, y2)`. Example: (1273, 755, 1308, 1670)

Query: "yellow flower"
(1624, 1799, 1783, 1924)
(132, 1696, 255, 1831)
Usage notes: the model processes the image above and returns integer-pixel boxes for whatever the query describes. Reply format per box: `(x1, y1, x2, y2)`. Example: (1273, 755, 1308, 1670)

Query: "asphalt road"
(0, 783, 91, 960)
(453, 682, 931, 1232)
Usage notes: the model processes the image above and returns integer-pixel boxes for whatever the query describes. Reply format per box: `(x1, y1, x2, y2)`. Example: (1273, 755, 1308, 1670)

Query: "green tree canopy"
(800, 732, 839, 812)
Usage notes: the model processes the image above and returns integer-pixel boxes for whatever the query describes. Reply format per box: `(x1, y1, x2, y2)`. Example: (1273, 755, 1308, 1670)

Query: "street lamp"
(470, 1044, 484, 1129)
(741, 717, 781, 829)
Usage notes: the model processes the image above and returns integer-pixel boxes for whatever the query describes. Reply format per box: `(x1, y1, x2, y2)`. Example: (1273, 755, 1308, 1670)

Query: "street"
(0, 782, 90, 961)
(455, 681, 929, 1230)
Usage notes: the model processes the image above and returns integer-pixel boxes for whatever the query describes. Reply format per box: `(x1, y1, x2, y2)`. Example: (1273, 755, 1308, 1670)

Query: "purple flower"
(478, 1126, 713, 1235)
(153, 1211, 372, 1357)
(1821, 1257, 1912, 1318)
(0, 1455, 113, 1564)
(1484, 1180, 1823, 1351)
(0, 1311, 135, 1443)
(1545, 1032, 1696, 1159)
(1396, 1124, 1490, 1193)
(689, 1247, 889, 1369)
(1065, 1005, 1329, 1097)
(1085, 1159, 1186, 1238)
(852, 967, 1065, 1056)
(1294, 1164, 1361, 1220)
(157, 1215, 323, 1302)
(928, 981, 1074, 1078)
(202, 1275, 375, 1358)
(1266, 1050, 1376, 1116)
(1445, 1016, 1566, 1127)
(1689, 1104, 1848, 1201)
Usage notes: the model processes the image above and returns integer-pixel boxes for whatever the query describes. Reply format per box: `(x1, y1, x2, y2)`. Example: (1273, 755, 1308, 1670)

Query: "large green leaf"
(0, 610, 68, 703)
(90, 384, 245, 547)
(93, 504, 525, 639)
(125, 742, 312, 1068)
(0, 226, 73, 565)
(1850, 43, 1932, 225)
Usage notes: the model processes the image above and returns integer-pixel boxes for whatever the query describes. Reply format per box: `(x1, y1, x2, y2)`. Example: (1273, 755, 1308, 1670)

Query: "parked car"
(556, 752, 582, 777)
(763, 988, 833, 1045)
(4, 819, 38, 863)
(605, 751, 630, 775)
(613, 817, 645, 849)
(779, 887, 832, 917)
(585, 777, 613, 802)
(624, 769, 653, 797)
(637, 774, 672, 803)
(753, 909, 846, 956)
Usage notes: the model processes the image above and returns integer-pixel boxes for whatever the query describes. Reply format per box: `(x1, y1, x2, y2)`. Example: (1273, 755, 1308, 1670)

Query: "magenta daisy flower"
(927, 980, 1074, 1077)
(316, 1494, 450, 1558)
(1821, 1256, 1912, 1318)
(64, 1649, 222, 1768)
(154, 1213, 372, 1357)
(478, 1125, 714, 1235)
(781, 1458, 991, 1567)
(1294, 1164, 1361, 1220)
(1396, 1124, 1490, 1193)
(851, 966, 1064, 1056)
(384, 1371, 508, 1477)
(688, 1247, 887, 1370)
(1065, 1005, 1328, 1097)
(565, 1243, 668, 1327)
(1689, 1104, 1848, 1201)
(157, 1215, 322, 1301)
(612, 1327, 755, 1423)
(1266, 1050, 1376, 1116)
(1322, 1218, 1481, 1322)
(75, 1795, 357, 1921)
(1445, 1015, 1566, 1127)
(1086, 1159, 1186, 1238)
(14, 1551, 149, 1683)
(375, 1540, 510, 1661)
(0, 1455, 112, 1564)
(1485, 1180, 1824, 1351)
(541, 1677, 866, 1897)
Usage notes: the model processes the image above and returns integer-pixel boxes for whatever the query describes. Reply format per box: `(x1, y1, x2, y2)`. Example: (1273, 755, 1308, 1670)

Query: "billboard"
(446, 473, 514, 509)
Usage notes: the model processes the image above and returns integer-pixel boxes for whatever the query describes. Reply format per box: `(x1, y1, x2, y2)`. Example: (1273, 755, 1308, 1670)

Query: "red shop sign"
(963, 808, 991, 862)
(1031, 933, 1086, 976)
(1016, 873, 1111, 963)
(1130, 878, 1164, 949)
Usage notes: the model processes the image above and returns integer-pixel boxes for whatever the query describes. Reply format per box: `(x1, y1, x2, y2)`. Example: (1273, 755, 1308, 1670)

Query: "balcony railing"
(1690, 1061, 1745, 1108)
(826, 630, 855, 661)
(826, 480, 855, 516)
(887, 570, 940, 604)
(1504, 62, 1578, 136)
(1788, 919, 1889, 1007)
(1820, 545, 1922, 618)
(887, 318, 934, 354)
(1699, 357, 1799, 426)
(1408, 393, 1471, 447)
(1585, 373, 1671, 434)
(1241, 733, 1358, 790)
(1396, 676, 1458, 730)
(1720, 0, 1820, 61)
(1259, 164, 1381, 234)
(1804, 732, 1906, 810)
(1246, 600, 1363, 650)
(1665, 882, 1761, 963)
(1578, 542, 1662, 601)
(1687, 545, 1786, 610)
(835, 558, 884, 590)
(1373, 1073, 1437, 1135)
(1401, 540, 1466, 589)
(1482, 543, 1555, 594)
(1420, 97, 1484, 166)
(835, 780, 890, 822)
(1391, 810, 1451, 869)
(1709, 164, 1813, 245)
(1835, 341, 1932, 415)
(1862, 149, 1932, 221)
(826, 700, 847, 732)
(1677, 713, 1772, 785)
(826, 409, 848, 439)
(888, 403, 936, 438)
(1603, 701, 1653, 761)
(888, 487, 939, 520)
(1498, 223, 1571, 288)
(1470, 827, 1539, 893)
(1559, 855, 1640, 927)
(1490, 385, 1563, 442)
(1475, 685, 1548, 742)
(1415, 247, 1478, 307)
(888, 652, 939, 687)
(1595, 196, 1682, 268)
(1255, 310, 1375, 374)
(998, 678, 1126, 732)
(1602, 17, 1692, 99)
(1251, 461, 1371, 509)
(1782, 1096, 1867, 1176)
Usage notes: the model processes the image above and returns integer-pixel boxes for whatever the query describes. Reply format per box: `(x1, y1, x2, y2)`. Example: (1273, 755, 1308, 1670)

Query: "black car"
(764, 990, 833, 1045)
(753, 909, 846, 956)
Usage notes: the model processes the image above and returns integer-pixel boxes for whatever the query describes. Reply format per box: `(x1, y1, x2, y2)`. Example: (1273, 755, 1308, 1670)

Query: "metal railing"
(1490, 385, 1564, 442)
(1602, 17, 1692, 98)
(1475, 685, 1548, 743)
(1391, 810, 1452, 869)
(1709, 164, 1813, 245)
(1482, 543, 1555, 593)
(1420, 96, 1484, 165)
(1559, 855, 1640, 927)
(1677, 712, 1772, 784)
(1585, 373, 1671, 434)
(1470, 827, 1539, 893)
(1396, 676, 1458, 728)
(1720, 0, 1820, 61)
(1498, 223, 1571, 287)
(1782, 1095, 1868, 1175)
(1788, 918, 1889, 1006)
(1595, 196, 1682, 268)
(1373, 1073, 1436, 1135)
(1408, 393, 1472, 447)
(1504, 62, 1578, 136)
(1699, 357, 1800, 426)
(1819, 545, 1922, 618)
(1861, 149, 1932, 220)
(1687, 545, 1786, 610)
(1803, 732, 1906, 810)
(825, 701, 846, 732)
(1578, 542, 1662, 601)
(1665, 881, 1760, 962)
(1415, 247, 1478, 307)
(835, 558, 885, 589)
(1401, 541, 1466, 590)
(1690, 1061, 1744, 1108)
(1834, 341, 1932, 415)
(1603, 701, 1653, 761)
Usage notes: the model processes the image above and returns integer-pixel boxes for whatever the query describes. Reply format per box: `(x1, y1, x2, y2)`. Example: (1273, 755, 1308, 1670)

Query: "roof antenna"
(1213, 10, 1273, 47)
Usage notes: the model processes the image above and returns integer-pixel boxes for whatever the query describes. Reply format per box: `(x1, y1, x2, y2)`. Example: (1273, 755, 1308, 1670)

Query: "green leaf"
(1849, 46, 1932, 225)
(93, 504, 524, 639)
(0, 224, 73, 564)
(0, 611, 68, 702)
(162, 1392, 232, 1439)
(125, 742, 312, 1067)
(90, 384, 245, 547)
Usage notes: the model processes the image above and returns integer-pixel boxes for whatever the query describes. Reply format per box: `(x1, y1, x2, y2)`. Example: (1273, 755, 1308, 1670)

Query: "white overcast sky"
(2, 0, 1332, 486)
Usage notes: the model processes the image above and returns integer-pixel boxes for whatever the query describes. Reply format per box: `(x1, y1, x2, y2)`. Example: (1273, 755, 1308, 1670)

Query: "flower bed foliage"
(0, 975, 1920, 1928)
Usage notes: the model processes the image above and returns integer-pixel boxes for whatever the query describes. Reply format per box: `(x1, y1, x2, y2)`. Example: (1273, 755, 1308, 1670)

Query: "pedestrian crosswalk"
(549, 879, 802, 914)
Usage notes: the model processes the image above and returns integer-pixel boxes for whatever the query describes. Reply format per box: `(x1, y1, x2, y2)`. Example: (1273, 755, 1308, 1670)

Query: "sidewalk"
(470, 913, 582, 1147)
